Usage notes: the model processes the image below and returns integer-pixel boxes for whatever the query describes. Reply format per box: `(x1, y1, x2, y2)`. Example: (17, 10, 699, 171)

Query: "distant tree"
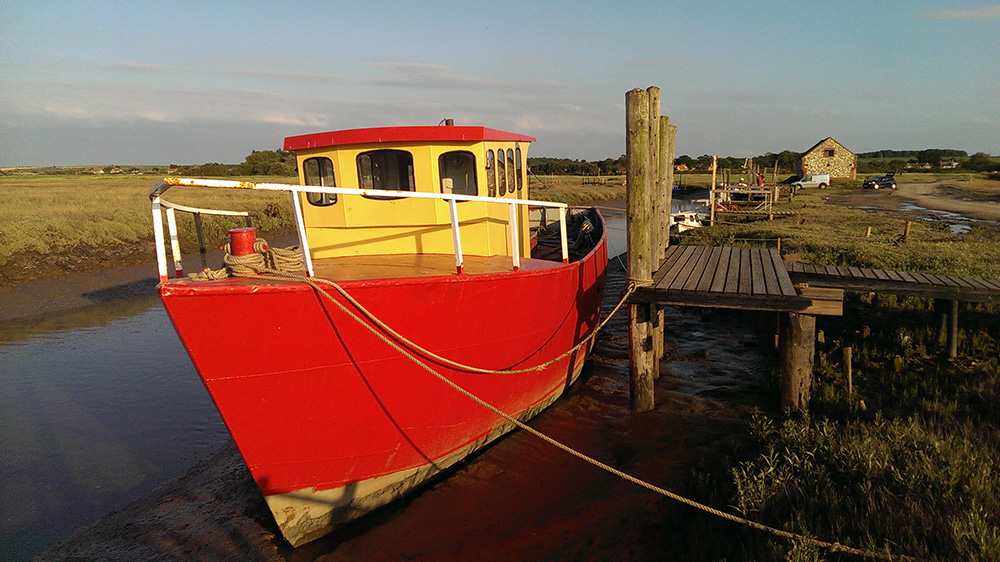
(235, 149, 296, 175)
(917, 149, 943, 167)
(964, 152, 996, 172)
(674, 155, 695, 168)
(186, 163, 229, 176)
(267, 162, 295, 176)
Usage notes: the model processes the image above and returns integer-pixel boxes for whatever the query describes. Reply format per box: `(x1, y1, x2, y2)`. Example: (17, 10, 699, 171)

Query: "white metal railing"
(149, 177, 570, 282)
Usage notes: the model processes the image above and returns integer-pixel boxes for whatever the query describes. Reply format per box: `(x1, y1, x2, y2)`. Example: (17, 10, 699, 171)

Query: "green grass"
(0, 174, 296, 285)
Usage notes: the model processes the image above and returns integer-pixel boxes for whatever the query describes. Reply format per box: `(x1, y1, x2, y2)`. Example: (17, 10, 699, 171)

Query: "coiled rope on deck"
(187, 239, 304, 281)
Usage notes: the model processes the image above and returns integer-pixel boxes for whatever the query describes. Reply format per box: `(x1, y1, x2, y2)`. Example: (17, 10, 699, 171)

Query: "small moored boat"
(669, 210, 704, 233)
(150, 124, 608, 546)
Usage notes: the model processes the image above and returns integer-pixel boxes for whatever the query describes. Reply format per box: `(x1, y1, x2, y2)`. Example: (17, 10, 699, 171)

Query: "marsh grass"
(0, 174, 295, 284)
(680, 186, 1000, 561)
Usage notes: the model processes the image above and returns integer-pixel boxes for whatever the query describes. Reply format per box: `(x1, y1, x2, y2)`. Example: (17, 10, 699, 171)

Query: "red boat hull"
(160, 232, 607, 545)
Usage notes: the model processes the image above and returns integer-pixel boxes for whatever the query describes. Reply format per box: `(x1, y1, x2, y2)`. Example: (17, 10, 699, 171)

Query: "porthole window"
(486, 150, 496, 197)
(303, 157, 336, 206)
(496, 148, 507, 195)
(506, 149, 515, 197)
(515, 147, 523, 193)
(439, 151, 477, 196)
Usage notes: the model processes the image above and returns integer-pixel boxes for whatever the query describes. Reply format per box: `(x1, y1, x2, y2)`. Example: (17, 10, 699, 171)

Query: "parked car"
(863, 172, 897, 190)
(791, 174, 830, 192)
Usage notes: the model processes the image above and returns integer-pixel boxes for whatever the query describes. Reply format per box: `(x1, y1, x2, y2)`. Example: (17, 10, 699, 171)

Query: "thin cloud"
(925, 4, 1000, 20)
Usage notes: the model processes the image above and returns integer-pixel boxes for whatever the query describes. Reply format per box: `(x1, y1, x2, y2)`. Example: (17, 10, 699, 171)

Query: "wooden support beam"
(779, 312, 815, 411)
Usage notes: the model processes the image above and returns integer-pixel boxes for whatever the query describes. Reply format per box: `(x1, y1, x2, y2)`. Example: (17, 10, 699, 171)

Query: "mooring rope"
(190, 245, 912, 560)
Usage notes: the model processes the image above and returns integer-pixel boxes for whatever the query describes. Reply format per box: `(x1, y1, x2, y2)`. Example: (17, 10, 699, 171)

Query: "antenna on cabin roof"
(438, 118, 454, 126)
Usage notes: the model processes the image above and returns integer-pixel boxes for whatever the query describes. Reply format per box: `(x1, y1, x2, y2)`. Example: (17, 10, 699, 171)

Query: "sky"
(1, 1, 998, 167)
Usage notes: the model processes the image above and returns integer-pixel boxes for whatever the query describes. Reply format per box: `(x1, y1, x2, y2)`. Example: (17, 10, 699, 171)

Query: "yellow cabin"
(283, 125, 536, 261)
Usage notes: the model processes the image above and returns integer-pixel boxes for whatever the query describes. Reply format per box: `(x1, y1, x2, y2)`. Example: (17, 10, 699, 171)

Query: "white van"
(791, 174, 830, 191)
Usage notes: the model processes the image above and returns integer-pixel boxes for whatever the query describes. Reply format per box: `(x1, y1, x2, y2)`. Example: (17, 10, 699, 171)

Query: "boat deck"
(310, 253, 561, 281)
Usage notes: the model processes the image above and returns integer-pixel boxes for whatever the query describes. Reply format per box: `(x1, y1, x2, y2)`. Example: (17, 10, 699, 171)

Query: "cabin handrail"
(150, 177, 570, 282)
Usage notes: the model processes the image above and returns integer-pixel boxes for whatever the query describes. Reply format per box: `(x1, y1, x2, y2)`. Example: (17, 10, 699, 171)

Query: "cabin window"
(824, 149, 835, 157)
(515, 147, 523, 193)
(506, 149, 515, 197)
(357, 149, 415, 197)
(486, 150, 496, 197)
(439, 151, 477, 196)
(496, 148, 507, 195)
(303, 157, 337, 206)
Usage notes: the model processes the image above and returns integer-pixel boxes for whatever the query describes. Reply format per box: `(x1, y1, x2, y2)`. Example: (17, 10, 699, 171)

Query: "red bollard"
(229, 227, 257, 256)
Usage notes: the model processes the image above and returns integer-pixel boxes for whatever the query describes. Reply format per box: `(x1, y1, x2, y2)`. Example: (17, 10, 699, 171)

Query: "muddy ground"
(31, 257, 774, 562)
(830, 179, 1000, 222)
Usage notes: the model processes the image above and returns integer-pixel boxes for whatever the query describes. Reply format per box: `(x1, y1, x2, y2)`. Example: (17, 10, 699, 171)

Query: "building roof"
(803, 137, 854, 156)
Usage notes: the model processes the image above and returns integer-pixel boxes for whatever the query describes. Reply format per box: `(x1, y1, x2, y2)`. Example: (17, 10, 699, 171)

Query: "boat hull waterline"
(160, 240, 607, 545)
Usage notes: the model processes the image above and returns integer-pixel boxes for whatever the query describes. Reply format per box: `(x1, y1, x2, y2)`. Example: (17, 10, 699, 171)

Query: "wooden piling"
(779, 312, 816, 411)
(948, 299, 959, 358)
(934, 298, 948, 344)
(903, 220, 912, 241)
(626, 88, 655, 412)
(844, 346, 853, 396)
(709, 155, 718, 226)
(647, 89, 665, 370)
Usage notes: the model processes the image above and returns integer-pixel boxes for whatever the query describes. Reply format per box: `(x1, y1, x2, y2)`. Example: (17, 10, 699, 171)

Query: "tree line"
(184, 150, 296, 177)
(178, 147, 998, 178)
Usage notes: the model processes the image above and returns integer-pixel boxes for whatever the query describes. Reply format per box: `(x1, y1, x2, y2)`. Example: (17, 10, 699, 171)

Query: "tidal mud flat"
(33, 254, 774, 562)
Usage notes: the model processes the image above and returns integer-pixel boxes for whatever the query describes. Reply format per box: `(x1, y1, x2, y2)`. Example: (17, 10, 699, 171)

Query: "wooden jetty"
(632, 246, 841, 315)
(627, 246, 843, 412)
(786, 261, 1000, 358)
(624, 87, 838, 413)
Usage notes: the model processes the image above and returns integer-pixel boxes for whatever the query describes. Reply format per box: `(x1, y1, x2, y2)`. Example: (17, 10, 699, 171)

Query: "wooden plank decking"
(630, 246, 842, 315)
(785, 261, 1000, 303)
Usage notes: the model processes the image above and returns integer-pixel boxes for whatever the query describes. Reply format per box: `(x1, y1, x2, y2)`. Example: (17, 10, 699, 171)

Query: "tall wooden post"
(779, 312, 815, 410)
(647, 90, 665, 369)
(709, 155, 718, 226)
(626, 88, 655, 412)
(653, 118, 674, 366)
(657, 116, 671, 262)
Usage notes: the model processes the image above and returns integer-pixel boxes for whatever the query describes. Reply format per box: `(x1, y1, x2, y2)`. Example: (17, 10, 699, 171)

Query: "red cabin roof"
(283, 126, 535, 151)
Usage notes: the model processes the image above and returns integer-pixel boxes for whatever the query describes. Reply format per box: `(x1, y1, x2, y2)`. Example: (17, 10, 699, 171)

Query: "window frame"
(357, 149, 415, 200)
(438, 150, 478, 197)
(486, 149, 496, 197)
(302, 156, 337, 206)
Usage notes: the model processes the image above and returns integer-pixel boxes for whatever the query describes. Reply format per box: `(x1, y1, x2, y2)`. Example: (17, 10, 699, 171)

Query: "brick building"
(800, 137, 857, 180)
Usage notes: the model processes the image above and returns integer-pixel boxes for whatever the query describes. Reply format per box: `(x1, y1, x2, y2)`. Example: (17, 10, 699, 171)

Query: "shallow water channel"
(3, 200, 771, 561)
(0, 299, 231, 561)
